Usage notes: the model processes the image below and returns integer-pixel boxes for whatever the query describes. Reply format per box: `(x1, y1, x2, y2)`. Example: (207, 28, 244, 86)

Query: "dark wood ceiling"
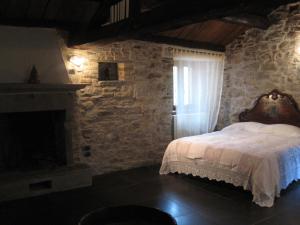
(0, 0, 99, 30)
(0, 0, 298, 51)
(159, 20, 250, 46)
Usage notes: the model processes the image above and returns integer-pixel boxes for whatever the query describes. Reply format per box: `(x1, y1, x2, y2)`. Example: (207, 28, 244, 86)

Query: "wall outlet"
(82, 145, 91, 157)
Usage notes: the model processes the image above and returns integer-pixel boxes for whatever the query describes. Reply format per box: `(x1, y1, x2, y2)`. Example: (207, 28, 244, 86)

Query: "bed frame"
(239, 89, 300, 127)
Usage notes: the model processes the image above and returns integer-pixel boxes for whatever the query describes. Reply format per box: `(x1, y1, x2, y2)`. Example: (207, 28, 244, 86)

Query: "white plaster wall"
(0, 26, 70, 83)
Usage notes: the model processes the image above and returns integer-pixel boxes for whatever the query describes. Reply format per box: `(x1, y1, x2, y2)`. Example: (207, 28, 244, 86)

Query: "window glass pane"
(173, 66, 178, 106)
(183, 66, 190, 105)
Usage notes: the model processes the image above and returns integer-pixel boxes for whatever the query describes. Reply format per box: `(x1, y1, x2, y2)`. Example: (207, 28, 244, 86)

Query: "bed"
(160, 89, 300, 207)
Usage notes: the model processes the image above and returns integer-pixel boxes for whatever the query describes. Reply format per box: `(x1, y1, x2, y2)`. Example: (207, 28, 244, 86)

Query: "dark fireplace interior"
(0, 110, 66, 172)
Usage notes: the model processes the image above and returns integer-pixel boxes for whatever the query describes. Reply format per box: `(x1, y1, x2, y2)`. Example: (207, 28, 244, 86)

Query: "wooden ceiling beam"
(68, 0, 299, 46)
(86, 0, 110, 30)
(68, 19, 132, 46)
(68, 2, 244, 45)
(0, 18, 76, 30)
(86, 0, 123, 4)
(136, 35, 225, 52)
(135, 7, 242, 35)
(221, 14, 270, 29)
(134, 0, 294, 34)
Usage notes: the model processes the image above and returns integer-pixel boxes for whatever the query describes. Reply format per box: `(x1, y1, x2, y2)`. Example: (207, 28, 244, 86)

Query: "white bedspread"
(160, 122, 300, 207)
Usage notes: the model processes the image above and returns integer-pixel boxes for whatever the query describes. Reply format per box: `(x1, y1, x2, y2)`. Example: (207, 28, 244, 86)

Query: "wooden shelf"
(0, 83, 87, 93)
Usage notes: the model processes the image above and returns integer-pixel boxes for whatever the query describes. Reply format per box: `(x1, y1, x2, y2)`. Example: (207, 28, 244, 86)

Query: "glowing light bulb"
(69, 56, 86, 67)
(296, 45, 300, 55)
(295, 37, 300, 55)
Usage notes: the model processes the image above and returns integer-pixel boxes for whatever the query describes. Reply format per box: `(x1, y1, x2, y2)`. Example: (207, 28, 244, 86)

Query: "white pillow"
(222, 122, 265, 132)
(260, 124, 300, 137)
(223, 122, 300, 137)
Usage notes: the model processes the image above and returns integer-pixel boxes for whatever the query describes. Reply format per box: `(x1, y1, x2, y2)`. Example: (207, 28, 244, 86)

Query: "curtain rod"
(171, 46, 224, 57)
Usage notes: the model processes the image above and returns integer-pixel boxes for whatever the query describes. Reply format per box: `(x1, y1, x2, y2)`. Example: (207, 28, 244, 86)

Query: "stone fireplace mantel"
(0, 83, 87, 93)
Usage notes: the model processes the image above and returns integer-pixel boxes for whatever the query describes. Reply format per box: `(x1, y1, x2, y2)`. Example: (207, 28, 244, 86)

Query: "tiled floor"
(1, 165, 300, 225)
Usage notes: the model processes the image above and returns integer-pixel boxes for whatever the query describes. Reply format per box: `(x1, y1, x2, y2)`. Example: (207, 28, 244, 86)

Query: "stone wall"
(60, 40, 173, 174)
(218, 3, 300, 129)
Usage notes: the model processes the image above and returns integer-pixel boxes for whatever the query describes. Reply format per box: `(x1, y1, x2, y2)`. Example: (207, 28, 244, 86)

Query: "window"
(173, 66, 178, 106)
(173, 66, 191, 106)
(183, 66, 190, 105)
(173, 54, 224, 139)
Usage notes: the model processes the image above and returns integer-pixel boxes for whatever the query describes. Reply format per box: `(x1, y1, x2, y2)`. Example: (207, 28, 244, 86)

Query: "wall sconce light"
(69, 56, 86, 69)
(295, 38, 300, 55)
(296, 45, 300, 55)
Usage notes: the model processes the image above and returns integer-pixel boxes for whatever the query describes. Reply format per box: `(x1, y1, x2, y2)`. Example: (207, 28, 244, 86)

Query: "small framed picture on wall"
(98, 62, 118, 81)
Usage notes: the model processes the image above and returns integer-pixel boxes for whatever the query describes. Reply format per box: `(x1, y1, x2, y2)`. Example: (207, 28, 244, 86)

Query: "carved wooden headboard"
(239, 89, 300, 127)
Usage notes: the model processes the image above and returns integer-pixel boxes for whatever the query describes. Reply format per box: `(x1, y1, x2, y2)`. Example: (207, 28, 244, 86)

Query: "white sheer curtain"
(173, 51, 224, 139)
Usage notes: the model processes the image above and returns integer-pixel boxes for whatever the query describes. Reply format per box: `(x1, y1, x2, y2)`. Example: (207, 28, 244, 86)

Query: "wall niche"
(98, 62, 125, 81)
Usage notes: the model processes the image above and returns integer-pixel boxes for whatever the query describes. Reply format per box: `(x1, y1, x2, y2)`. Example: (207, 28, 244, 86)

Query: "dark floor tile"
(200, 179, 253, 202)
(117, 165, 161, 183)
(274, 181, 300, 208)
(1, 166, 300, 225)
(168, 193, 245, 225)
(95, 179, 169, 206)
(253, 208, 300, 225)
(175, 213, 219, 225)
(179, 174, 226, 189)
(146, 176, 279, 225)
(91, 171, 138, 190)
(137, 195, 195, 218)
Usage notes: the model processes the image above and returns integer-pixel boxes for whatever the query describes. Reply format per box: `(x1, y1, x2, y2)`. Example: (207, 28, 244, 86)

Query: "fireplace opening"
(0, 110, 66, 172)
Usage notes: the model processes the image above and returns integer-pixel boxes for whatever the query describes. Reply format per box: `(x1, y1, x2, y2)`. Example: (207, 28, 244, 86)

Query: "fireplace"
(0, 83, 92, 202)
(0, 110, 66, 172)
